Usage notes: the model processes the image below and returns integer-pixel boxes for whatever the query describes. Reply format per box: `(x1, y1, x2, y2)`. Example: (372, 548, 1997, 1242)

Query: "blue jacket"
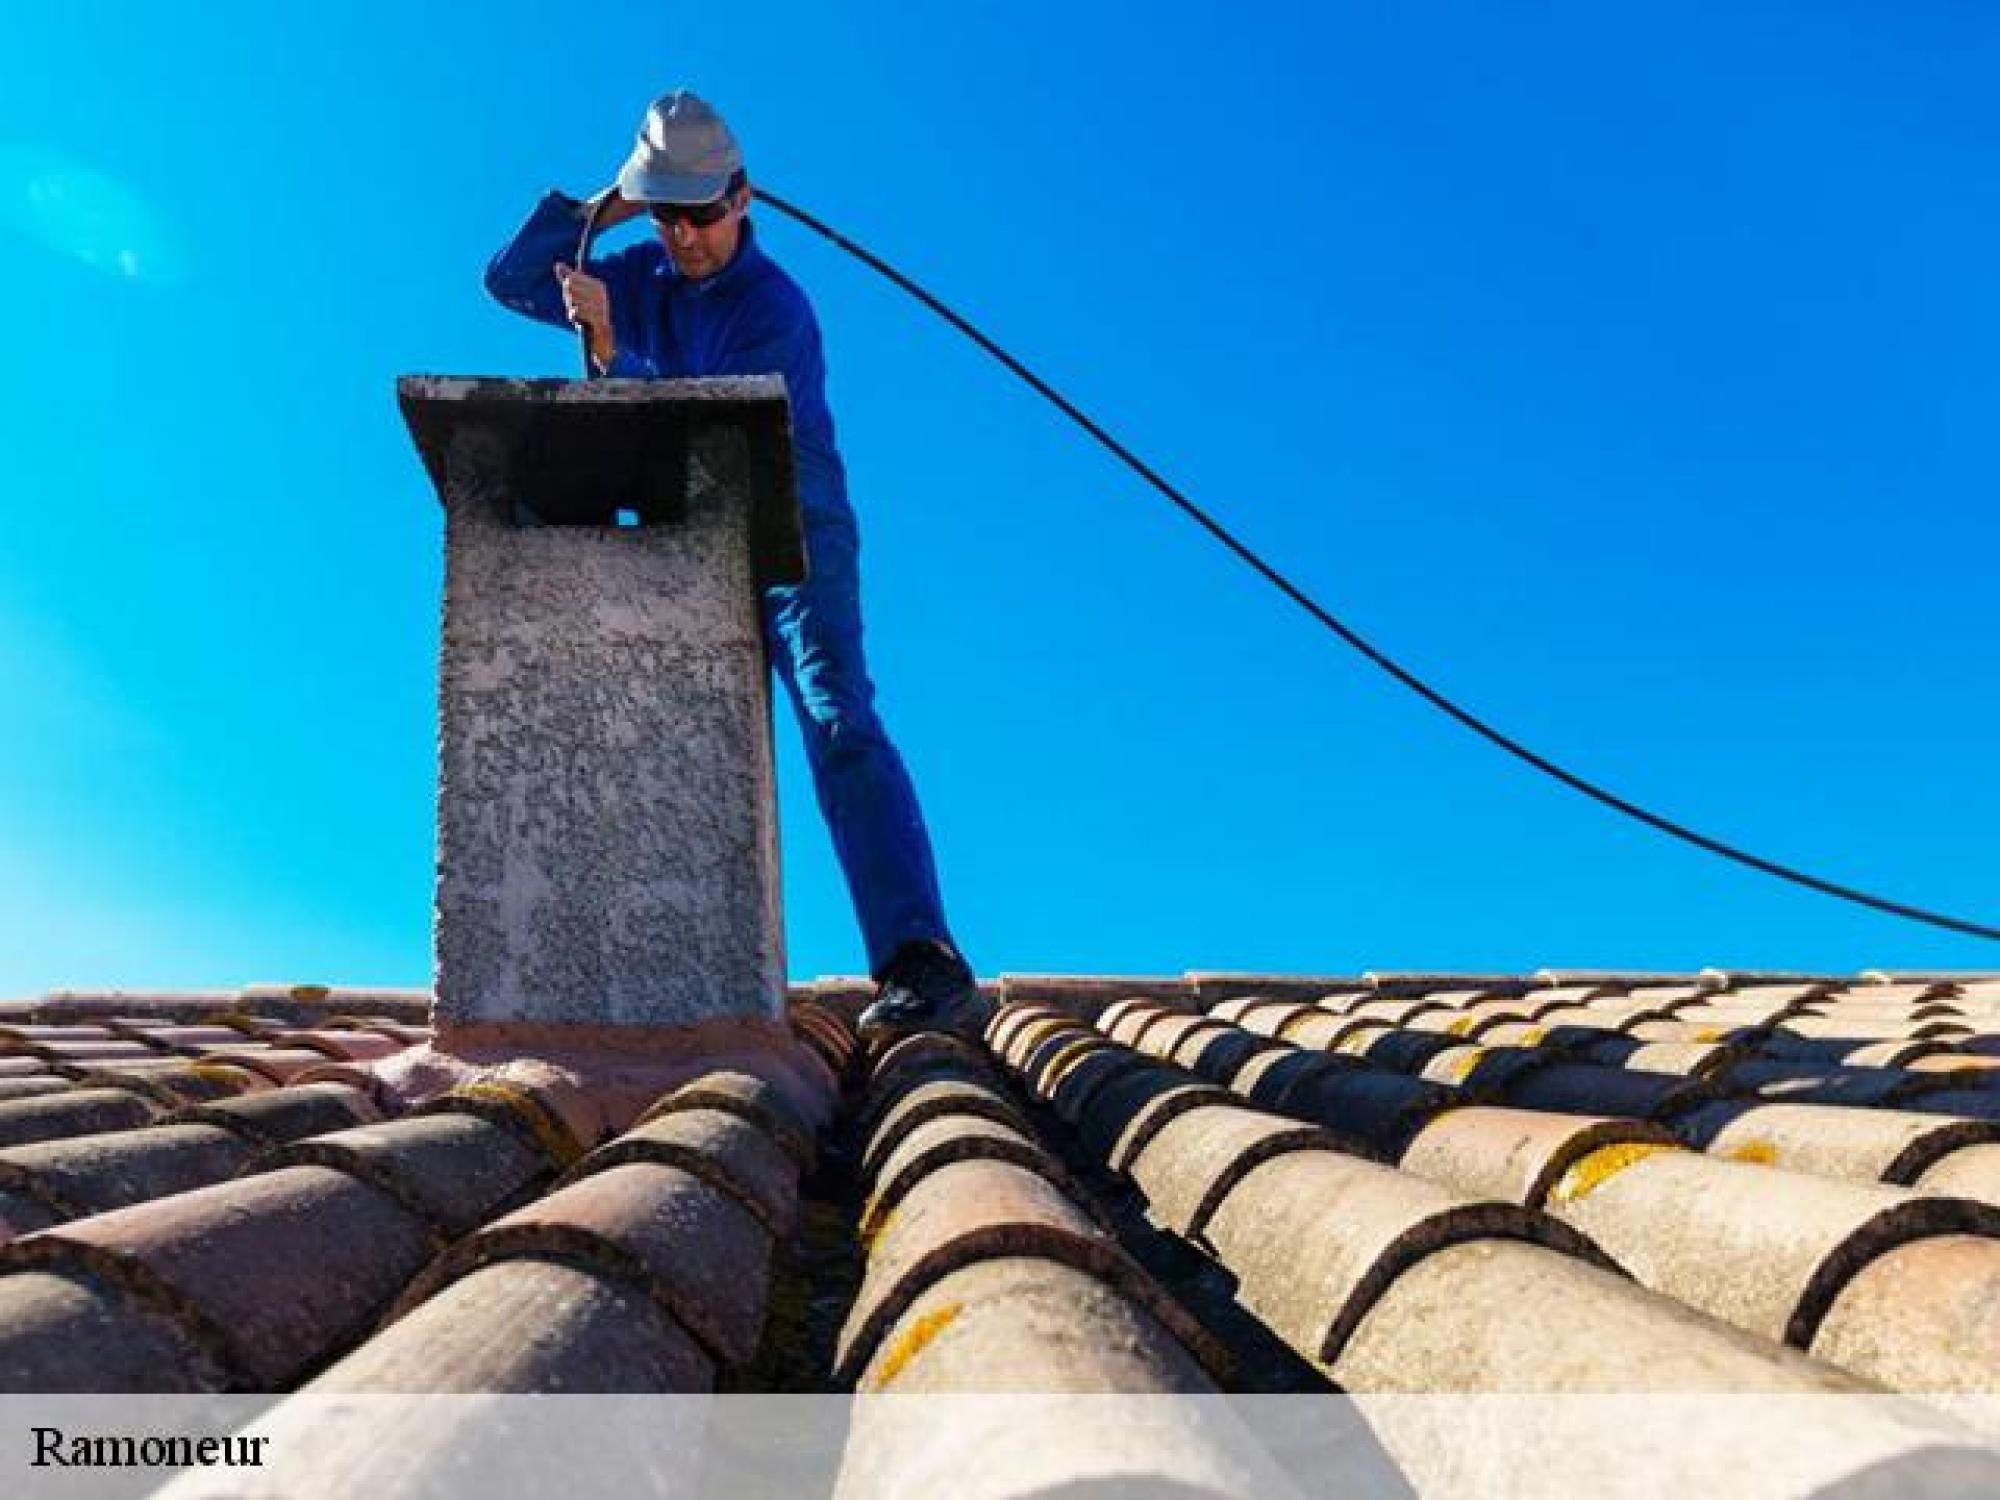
(485, 192, 854, 532)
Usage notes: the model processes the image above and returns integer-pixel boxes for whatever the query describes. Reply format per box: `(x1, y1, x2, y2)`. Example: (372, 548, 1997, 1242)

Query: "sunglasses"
(649, 195, 736, 230)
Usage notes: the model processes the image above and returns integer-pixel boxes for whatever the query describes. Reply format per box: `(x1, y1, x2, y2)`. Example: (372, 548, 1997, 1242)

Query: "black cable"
(751, 185, 1997, 945)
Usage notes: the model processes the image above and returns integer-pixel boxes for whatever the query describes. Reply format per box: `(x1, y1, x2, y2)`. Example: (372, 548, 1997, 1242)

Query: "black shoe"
(858, 940, 989, 1039)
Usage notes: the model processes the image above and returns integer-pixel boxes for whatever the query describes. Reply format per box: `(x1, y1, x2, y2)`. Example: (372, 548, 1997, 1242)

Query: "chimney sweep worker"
(485, 88, 984, 1038)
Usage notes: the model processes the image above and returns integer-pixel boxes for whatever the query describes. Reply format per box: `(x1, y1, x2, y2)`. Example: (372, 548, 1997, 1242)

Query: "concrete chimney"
(398, 375, 806, 1030)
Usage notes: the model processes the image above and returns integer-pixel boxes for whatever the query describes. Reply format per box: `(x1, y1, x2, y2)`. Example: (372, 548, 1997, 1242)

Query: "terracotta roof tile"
(1902, 1087, 2000, 1122)
(194, 1046, 348, 1085)
(0, 1164, 435, 1389)
(294, 1063, 819, 1397)
(1334, 1237, 1868, 1393)
(343, 1019, 432, 1045)
(68, 1062, 263, 1110)
(1045, 1040, 1159, 1126)
(1724, 982, 1840, 1006)
(996, 974, 1196, 1017)
(0, 1025, 121, 1048)
(1134, 1010, 1233, 1060)
(1417, 1041, 1535, 1092)
(1020, 1029, 1118, 1100)
(867, 1031, 991, 1094)
(1344, 1032, 1456, 1072)
(844, 1020, 1234, 1398)
(19, 1041, 167, 1066)
(9, 971, 2000, 1414)
(1092, 996, 1155, 1042)
(788, 1003, 856, 1076)
(1398, 1105, 1673, 1209)
(636, 1068, 815, 1168)
(307, 1256, 714, 1393)
(1912, 1142, 2000, 1206)
(1526, 978, 1641, 999)
(168, 1080, 382, 1147)
(1472, 1018, 1557, 1047)
(402, 1159, 772, 1370)
(851, 1255, 1215, 1394)
(286, 1062, 401, 1115)
(1906, 1051, 2000, 1076)
(1273, 1008, 1368, 1050)
(985, 1005, 1074, 1065)
(0, 1268, 232, 1392)
(858, 1077, 1031, 1180)
(1673, 1099, 2000, 1185)
(835, 1155, 1204, 1388)
(1279, 1064, 1455, 1157)
(984, 1000, 1904, 1400)
(1126, 1102, 1347, 1236)
(260, 1111, 550, 1240)
(0, 1123, 256, 1240)
(1342, 997, 1453, 1028)
(414, 1081, 588, 1170)
(1608, 1039, 1749, 1079)
(1723, 1060, 1932, 1107)
(1364, 971, 1539, 995)
(1215, 998, 1318, 1038)
(0, 1078, 71, 1103)
(1077, 1068, 1233, 1175)
(0, 1088, 161, 1148)
(1670, 1002, 1800, 1028)
(861, 1113, 1059, 1242)
(1541, 1141, 2000, 1358)
(1808, 1234, 2000, 1393)
(1168, 1022, 1281, 1085)
(100, 1023, 258, 1051)
(571, 1105, 800, 1238)
(1186, 971, 1356, 1003)
(983, 1001, 1068, 1056)
(1839, 981, 1956, 1004)
(269, 1028, 408, 1063)
(1227, 1047, 1362, 1110)
(1020, 1031, 1121, 1103)
(1485, 1058, 1713, 1120)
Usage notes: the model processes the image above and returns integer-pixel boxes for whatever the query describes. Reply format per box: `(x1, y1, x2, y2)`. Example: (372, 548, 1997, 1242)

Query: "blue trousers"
(762, 522, 955, 977)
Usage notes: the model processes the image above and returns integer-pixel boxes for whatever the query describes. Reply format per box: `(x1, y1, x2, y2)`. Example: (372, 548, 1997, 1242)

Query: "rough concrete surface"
(415, 387, 790, 1029)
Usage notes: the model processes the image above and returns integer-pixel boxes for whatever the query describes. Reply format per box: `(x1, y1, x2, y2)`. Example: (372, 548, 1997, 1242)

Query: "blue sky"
(2, 2, 1994, 993)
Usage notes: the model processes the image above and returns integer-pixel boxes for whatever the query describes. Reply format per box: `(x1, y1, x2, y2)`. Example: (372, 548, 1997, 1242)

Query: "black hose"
(751, 185, 1998, 945)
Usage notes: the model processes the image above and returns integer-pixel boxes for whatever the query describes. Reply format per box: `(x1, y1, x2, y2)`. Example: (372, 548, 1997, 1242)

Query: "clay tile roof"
(9, 964, 2000, 1484)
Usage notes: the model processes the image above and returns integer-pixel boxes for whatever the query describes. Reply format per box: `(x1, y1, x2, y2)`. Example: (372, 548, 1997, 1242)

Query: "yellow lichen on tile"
(865, 1301, 962, 1390)
(449, 1079, 584, 1167)
(1444, 1048, 1486, 1084)
(1549, 1142, 1681, 1204)
(860, 1205, 895, 1254)
(1724, 1140, 1778, 1166)
(185, 1062, 257, 1089)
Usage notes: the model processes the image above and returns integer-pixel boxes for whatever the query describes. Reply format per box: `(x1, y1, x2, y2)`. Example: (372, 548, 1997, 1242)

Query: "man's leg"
(762, 523, 957, 978)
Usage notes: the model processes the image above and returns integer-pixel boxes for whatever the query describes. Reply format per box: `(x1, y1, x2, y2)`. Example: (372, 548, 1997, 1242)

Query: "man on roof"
(485, 88, 982, 1039)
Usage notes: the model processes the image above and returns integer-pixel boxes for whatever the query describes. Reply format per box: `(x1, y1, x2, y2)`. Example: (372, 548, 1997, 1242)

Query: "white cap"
(616, 89, 743, 204)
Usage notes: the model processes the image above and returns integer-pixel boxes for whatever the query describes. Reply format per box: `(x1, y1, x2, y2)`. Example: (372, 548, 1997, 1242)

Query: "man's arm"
(484, 190, 650, 368)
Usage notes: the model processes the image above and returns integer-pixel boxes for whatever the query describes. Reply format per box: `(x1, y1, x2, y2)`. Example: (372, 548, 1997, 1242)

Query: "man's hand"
(585, 185, 644, 230)
(555, 262, 615, 369)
